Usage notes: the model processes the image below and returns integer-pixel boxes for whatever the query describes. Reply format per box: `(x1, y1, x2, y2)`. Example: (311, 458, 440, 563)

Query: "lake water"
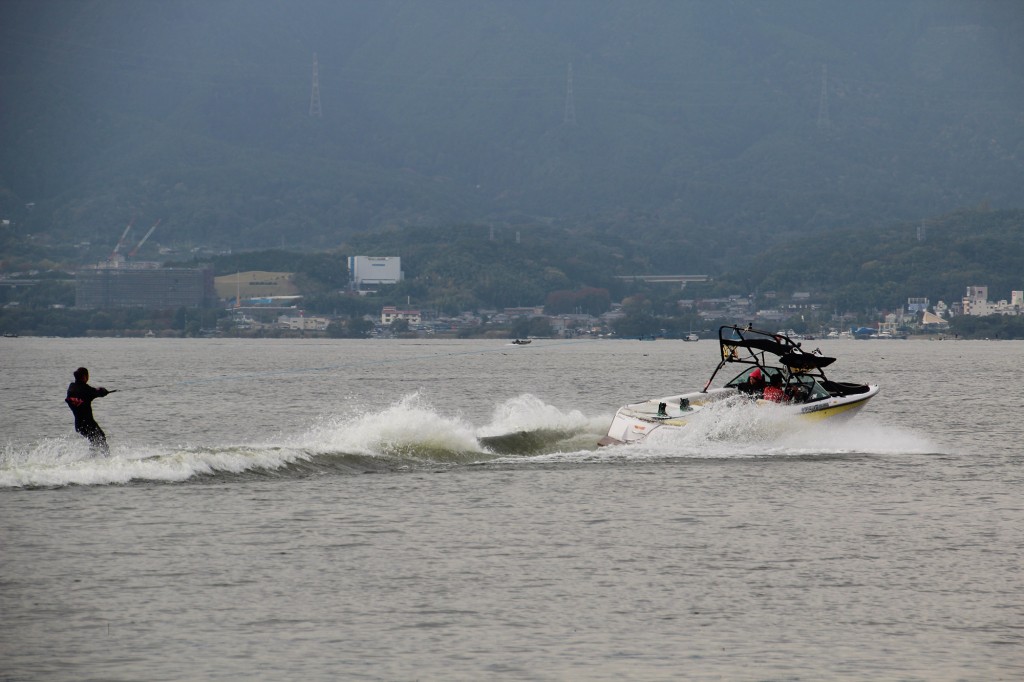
(2, 337, 1022, 681)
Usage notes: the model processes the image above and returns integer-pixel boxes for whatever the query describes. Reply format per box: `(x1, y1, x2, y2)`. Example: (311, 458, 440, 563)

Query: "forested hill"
(734, 208, 1024, 312)
(189, 208, 1022, 316)
(1, 1, 1023, 273)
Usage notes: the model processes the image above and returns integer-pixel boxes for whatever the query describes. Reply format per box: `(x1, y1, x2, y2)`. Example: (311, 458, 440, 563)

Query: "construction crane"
(109, 217, 136, 261)
(128, 219, 160, 258)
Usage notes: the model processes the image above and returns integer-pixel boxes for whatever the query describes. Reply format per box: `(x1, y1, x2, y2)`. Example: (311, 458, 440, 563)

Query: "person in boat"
(65, 367, 114, 452)
(763, 373, 787, 403)
(738, 367, 766, 397)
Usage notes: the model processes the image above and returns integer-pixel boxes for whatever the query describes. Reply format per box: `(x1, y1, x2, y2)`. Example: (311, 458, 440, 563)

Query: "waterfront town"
(3, 253, 1014, 339)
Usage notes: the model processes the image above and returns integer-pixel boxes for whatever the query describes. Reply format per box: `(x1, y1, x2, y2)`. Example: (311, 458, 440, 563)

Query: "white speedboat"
(598, 325, 879, 446)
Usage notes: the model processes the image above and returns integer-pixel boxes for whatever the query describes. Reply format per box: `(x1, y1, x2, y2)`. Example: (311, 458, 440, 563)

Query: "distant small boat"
(511, 338, 531, 345)
(2, 332, 17, 338)
(683, 333, 699, 342)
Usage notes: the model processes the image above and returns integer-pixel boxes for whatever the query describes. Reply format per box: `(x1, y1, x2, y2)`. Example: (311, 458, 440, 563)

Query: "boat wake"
(1, 393, 937, 489)
(0, 393, 606, 489)
(609, 398, 937, 460)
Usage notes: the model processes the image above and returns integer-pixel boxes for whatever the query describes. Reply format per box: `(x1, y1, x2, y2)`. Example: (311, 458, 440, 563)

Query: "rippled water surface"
(2, 337, 1022, 680)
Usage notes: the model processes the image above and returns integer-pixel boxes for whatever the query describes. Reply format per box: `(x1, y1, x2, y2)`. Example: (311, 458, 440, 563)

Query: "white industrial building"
(381, 306, 421, 325)
(962, 285, 1023, 316)
(349, 256, 403, 291)
(278, 314, 330, 331)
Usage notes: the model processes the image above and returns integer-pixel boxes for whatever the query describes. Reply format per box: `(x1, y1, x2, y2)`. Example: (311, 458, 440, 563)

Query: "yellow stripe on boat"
(798, 395, 872, 421)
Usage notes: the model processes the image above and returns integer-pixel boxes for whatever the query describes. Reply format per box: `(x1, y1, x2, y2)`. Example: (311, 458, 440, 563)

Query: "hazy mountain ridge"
(1, 0, 1022, 271)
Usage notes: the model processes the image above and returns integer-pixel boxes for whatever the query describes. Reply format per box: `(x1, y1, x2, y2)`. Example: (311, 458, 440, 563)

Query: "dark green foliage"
(612, 312, 661, 339)
(301, 292, 376, 317)
(748, 209, 1024, 309)
(509, 316, 554, 339)
(326, 317, 374, 339)
(0, 280, 74, 309)
(0, 306, 152, 337)
(949, 315, 1024, 340)
(1, 1, 1021, 268)
(545, 288, 611, 316)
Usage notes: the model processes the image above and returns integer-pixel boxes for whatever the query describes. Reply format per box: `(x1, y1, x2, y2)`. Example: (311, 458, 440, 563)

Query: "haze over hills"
(1, 0, 1023, 274)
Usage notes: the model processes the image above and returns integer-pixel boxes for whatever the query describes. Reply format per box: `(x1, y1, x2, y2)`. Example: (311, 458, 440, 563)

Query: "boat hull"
(599, 386, 879, 446)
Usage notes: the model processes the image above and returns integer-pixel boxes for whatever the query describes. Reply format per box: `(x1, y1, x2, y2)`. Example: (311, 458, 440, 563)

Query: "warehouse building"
(349, 256, 402, 291)
(75, 265, 214, 309)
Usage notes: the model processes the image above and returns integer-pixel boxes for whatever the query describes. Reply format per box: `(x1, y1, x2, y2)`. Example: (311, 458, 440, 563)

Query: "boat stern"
(599, 393, 713, 446)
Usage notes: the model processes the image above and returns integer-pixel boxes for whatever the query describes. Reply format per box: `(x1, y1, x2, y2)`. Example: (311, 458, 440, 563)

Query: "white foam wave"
(0, 437, 308, 489)
(293, 392, 608, 459)
(6, 394, 924, 486)
(630, 400, 937, 459)
(517, 399, 939, 464)
(294, 392, 484, 458)
(1, 393, 609, 487)
(771, 417, 938, 456)
(476, 393, 605, 438)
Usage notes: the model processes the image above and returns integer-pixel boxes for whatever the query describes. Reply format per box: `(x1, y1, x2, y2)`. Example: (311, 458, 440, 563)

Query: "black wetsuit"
(66, 380, 110, 451)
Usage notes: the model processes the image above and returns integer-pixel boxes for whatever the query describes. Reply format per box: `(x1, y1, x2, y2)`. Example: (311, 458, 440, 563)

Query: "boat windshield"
(724, 366, 785, 388)
(787, 374, 830, 402)
(724, 367, 830, 403)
